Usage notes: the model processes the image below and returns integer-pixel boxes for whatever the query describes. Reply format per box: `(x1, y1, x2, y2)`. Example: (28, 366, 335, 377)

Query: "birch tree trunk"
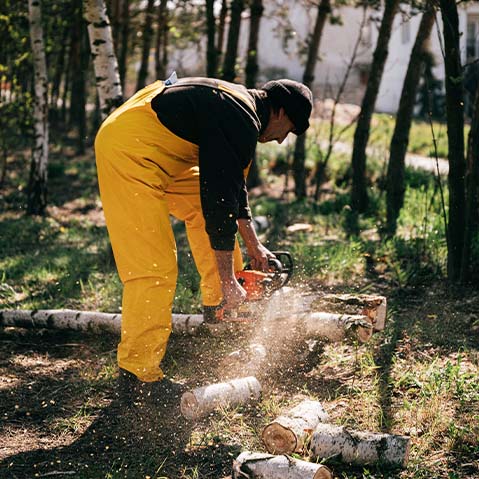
(293, 0, 330, 199)
(233, 452, 332, 479)
(460, 81, 479, 281)
(136, 0, 155, 91)
(351, 0, 400, 212)
(27, 0, 49, 216)
(439, 0, 466, 282)
(222, 0, 245, 82)
(386, 5, 435, 235)
(206, 0, 217, 77)
(84, 0, 123, 119)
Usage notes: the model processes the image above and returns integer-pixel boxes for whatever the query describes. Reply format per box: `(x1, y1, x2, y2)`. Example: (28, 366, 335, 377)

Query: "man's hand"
(238, 218, 275, 271)
(214, 250, 247, 309)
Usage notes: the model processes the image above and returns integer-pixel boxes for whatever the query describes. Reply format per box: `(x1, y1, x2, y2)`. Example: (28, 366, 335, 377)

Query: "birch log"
(180, 377, 261, 420)
(27, 0, 49, 215)
(307, 294, 387, 331)
(310, 423, 410, 467)
(84, 0, 123, 118)
(262, 400, 329, 454)
(0, 309, 204, 335)
(303, 312, 373, 343)
(233, 452, 332, 479)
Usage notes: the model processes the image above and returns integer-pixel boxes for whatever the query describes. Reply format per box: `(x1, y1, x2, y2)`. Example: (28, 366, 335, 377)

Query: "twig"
(37, 472, 76, 477)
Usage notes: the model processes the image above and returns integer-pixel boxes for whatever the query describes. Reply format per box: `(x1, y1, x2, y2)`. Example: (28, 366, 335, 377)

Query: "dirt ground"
(1, 280, 478, 479)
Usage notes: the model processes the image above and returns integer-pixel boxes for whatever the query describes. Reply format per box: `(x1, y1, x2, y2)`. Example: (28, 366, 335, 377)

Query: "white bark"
(180, 376, 261, 420)
(233, 452, 332, 479)
(84, 0, 123, 118)
(262, 400, 329, 454)
(307, 294, 387, 332)
(0, 309, 204, 335)
(310, 423, 410, 468)
(303, 312, 373, 343)
(27, 0, 49, 211)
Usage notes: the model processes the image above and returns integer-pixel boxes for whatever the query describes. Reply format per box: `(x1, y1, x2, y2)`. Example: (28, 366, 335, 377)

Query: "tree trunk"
(206, 0, 217, 77)
(118, 0, 130, 92)
(136, 0, 155, 91)
(222, 0, 244, 82)
(310, 423, 410, 468)
(460, 82, 479, 281)
(244, 0, 264, 187)
(233, 452, 333, 479)
(69, 0, 87, 153)
(27, 0, 49, 216)
(155, 0, 169, 80)
(216, 0, 228, 72)
(245, 0, 263, 88)
(262, 400, 329, 454)
(351, 0, 400, 212)
(439, 0, 466, 282)
(386, 5, 435, 235)
(293, 0, 330, 199)
(180, 376, 261, 420)
(84, 0, 123, 119)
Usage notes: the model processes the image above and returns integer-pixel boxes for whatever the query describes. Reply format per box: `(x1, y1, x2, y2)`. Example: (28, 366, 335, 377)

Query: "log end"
(261, 422, 297, 454)
(180, 391, 199, 420)
(314, 465, 333, 479)
(357, 320, 374, 343)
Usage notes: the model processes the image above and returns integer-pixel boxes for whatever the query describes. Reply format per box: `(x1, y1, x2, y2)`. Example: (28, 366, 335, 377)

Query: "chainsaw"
(206, 251, 293, 323)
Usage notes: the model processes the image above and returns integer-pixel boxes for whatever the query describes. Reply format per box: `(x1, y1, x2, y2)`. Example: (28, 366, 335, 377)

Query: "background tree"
(216, 0, 229, 73)
(84, 0, 123, 119)
(136, 0, 155, 90)
(155, 0, 169, 80)
(350, 0, 400, 213)
(222, 0, 245, 82)
(293, 0, 331, 199)
(385, 3, 435, 236)
(206, 0, 218, 77)
(245, 0, 265, 189)
(27, 0, 49, 215)
(438, 0, 466, 282)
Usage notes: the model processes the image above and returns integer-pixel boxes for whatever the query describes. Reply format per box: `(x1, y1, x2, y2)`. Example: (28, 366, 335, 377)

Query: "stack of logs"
(179, 380, 410, 478)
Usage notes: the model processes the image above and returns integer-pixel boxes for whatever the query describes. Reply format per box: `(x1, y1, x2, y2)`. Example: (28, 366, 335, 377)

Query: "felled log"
(303, 312, 373, 343)
(262, 400, 329, 454)
(310, 423, 410, 468)
(233, 452, 332, 479)
(0, 309, 204, 335)
(180, 376, 261, 420)
(307, 294, 387, 332)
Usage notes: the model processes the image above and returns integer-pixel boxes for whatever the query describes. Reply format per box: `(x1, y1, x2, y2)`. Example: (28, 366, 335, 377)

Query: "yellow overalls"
(95, 80, 254, 381)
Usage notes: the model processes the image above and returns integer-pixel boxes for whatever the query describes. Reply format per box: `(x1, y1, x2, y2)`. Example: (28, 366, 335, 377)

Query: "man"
(95, 75, 313, 406)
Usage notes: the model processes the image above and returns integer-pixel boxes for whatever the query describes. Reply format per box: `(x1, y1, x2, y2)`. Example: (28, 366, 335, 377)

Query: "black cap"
(261, 79, 313, 135)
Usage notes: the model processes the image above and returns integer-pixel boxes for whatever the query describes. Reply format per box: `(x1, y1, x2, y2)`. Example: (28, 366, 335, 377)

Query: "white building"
(170, 1, 479, 114)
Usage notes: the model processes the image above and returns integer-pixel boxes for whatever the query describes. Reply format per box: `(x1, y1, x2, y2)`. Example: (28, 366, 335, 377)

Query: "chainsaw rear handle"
(270, 251, 293, 287)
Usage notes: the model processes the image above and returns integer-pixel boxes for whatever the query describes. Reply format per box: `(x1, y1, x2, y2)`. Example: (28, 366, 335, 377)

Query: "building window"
(467, 16, 479, 61)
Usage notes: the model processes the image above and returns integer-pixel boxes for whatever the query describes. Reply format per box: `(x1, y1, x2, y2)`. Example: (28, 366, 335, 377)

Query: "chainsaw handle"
(270, 251, 293, 287)
(267, 257, 283, 273)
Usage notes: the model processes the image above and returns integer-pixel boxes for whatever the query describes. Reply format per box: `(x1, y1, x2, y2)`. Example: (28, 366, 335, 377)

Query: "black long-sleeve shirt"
(150, 77, 270, 250)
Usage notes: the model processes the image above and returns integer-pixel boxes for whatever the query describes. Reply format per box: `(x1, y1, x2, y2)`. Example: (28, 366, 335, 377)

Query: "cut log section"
(233, 452, 332, 479)
(307, 294, 387, 332)
(0, 309, 204, 335)
(310, 423, 410, 468)
(262, 400, 329, 454)
(303, 312, 373, 343)
(180, 376, 261, 420)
